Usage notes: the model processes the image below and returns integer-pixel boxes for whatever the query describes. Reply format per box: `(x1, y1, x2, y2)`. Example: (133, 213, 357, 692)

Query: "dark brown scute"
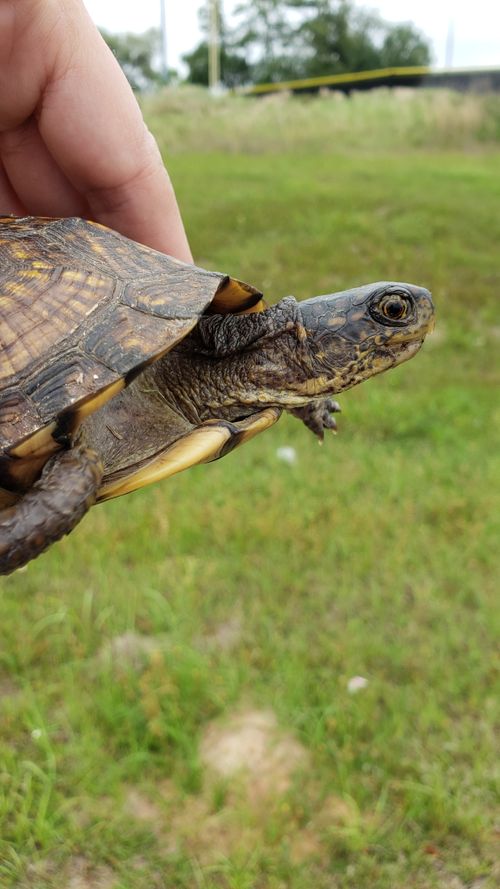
(80, 308, 188, 376)
(22, 351, 117, 425)
(0, 265, 114, 387)
(122, 271, 228, 319)
(0, 215, 261, 453)
(0, 215, 190, 279)
(0, 387, 42, 452)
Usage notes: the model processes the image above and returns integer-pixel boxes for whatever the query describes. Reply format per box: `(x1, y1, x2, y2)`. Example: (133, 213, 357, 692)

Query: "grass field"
(0, 89, 499, 888)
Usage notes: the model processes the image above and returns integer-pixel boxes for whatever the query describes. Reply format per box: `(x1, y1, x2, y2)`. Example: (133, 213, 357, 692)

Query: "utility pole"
(445, 19, 455, 68)
(159, 0, 168, 81)
(208, 0, 222, 94)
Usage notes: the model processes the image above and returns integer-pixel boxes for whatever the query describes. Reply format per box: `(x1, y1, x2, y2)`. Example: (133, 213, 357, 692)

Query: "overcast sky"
(83, 0, 500, 73)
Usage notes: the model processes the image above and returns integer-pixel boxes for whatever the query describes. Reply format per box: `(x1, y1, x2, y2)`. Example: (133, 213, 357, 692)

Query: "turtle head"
(296, 282, 434, 395)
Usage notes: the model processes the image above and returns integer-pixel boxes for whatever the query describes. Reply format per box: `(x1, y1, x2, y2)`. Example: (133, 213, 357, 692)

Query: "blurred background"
(0, 2, 499, 888)
(85, 0, 500, 82)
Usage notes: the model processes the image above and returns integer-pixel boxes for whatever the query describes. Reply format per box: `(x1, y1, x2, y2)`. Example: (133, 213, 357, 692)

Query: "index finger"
(40, 1, 192, 261)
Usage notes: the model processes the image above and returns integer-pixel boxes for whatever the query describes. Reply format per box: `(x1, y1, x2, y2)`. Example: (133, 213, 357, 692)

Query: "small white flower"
(31, 729, 43, 740)
(276, 446, 297, 465)
(347, 676, 369, 694)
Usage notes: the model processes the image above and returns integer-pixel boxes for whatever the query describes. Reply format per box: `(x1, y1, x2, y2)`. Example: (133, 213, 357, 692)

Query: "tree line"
(101, 0, 431, 92)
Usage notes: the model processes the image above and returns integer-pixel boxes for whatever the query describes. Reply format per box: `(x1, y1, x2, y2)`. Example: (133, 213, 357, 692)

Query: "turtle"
(0, 216, 434, 574)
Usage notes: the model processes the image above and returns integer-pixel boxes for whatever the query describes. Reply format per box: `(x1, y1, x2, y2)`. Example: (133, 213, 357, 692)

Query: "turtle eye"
(382, 297, 407, 321)
(370, 291, 413, 325)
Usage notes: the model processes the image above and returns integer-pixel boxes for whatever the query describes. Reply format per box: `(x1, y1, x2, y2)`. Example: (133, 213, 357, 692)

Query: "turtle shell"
(0, 216, 264, 471)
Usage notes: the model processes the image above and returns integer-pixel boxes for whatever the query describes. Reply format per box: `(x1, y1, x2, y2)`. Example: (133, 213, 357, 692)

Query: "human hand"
(0, 0, 192, 262)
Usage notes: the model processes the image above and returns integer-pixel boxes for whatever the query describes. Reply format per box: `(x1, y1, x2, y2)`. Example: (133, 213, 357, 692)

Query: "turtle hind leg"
(0, 447, 103, 575)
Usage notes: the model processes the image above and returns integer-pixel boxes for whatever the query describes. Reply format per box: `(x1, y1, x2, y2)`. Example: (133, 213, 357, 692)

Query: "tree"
(379, 23, 431, 68)
(183, 41, 251, 88)
(184, 0, 432, 87)
(229, 0, 298, 82)
(100, 28, 168, 92)
(270, 1, 431, 80)
(293, 1, 383, 78)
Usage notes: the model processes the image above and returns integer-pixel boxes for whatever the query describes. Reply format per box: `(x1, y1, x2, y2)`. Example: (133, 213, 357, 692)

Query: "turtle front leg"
(0, 447, 103, 575)
(289, 398, 341, 441)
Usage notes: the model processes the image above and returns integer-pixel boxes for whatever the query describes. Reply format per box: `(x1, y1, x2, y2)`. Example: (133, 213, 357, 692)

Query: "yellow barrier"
(238, 66, 431, 96)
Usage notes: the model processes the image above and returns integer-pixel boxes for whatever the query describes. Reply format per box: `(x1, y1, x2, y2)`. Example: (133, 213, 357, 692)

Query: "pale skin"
(0, 0, 192, 261)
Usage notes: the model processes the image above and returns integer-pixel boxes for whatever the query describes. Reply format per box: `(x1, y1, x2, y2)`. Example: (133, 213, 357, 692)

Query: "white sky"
(83, 0, 500, 73)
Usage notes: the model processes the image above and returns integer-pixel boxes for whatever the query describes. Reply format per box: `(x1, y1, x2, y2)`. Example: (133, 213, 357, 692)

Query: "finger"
(84, 143, 192, 261)
(0, 118, 89, 218)
(38, 4, 192, 261)
(0, 162, 26, 216)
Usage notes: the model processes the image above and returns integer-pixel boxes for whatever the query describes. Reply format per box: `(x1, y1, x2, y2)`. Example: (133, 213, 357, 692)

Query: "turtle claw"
(325, 398, 341, 414)
(324, 414, 338, 431)
(290, 398, 342, 440)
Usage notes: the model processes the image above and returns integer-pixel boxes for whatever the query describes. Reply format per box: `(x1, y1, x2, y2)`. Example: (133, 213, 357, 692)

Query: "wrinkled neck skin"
(153, 297, 353, 425)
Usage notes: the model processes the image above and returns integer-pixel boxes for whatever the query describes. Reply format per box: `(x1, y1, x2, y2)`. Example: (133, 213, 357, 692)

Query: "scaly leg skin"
(0, 447, 103, 575)
(290, 398, 341, 441)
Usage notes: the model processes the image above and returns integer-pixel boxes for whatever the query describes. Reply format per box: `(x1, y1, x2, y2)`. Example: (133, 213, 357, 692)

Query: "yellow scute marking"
(10, 422, 57, 458)
(61, 270, 107, 287)
(237, 298, 267, 315)
(212, 277, 263, 314)
(11, 247, 31, 260)
(73, 379, 125, 423)
(61, 269, 86, 281)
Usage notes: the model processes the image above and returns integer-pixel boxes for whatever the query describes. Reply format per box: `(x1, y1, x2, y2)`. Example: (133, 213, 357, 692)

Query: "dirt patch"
(65, 857, 117, 889)
(98, 632, 163, 671)
(116, 710, 312, 864)
(22, 857, 116, 889)
(287, 793, 360, 865)
(0, 677, 20, 702)
(314, 793, 359, 829)
(200, 708, 308, 800)
(160, 787, 265, 863)
(116, 711, 360, 869)
(200, 614, 243, 652)
(123, 787, 162, 830)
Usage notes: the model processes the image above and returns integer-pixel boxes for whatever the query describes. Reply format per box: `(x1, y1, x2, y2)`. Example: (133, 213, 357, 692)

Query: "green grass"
(1, 89, 499, 888)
